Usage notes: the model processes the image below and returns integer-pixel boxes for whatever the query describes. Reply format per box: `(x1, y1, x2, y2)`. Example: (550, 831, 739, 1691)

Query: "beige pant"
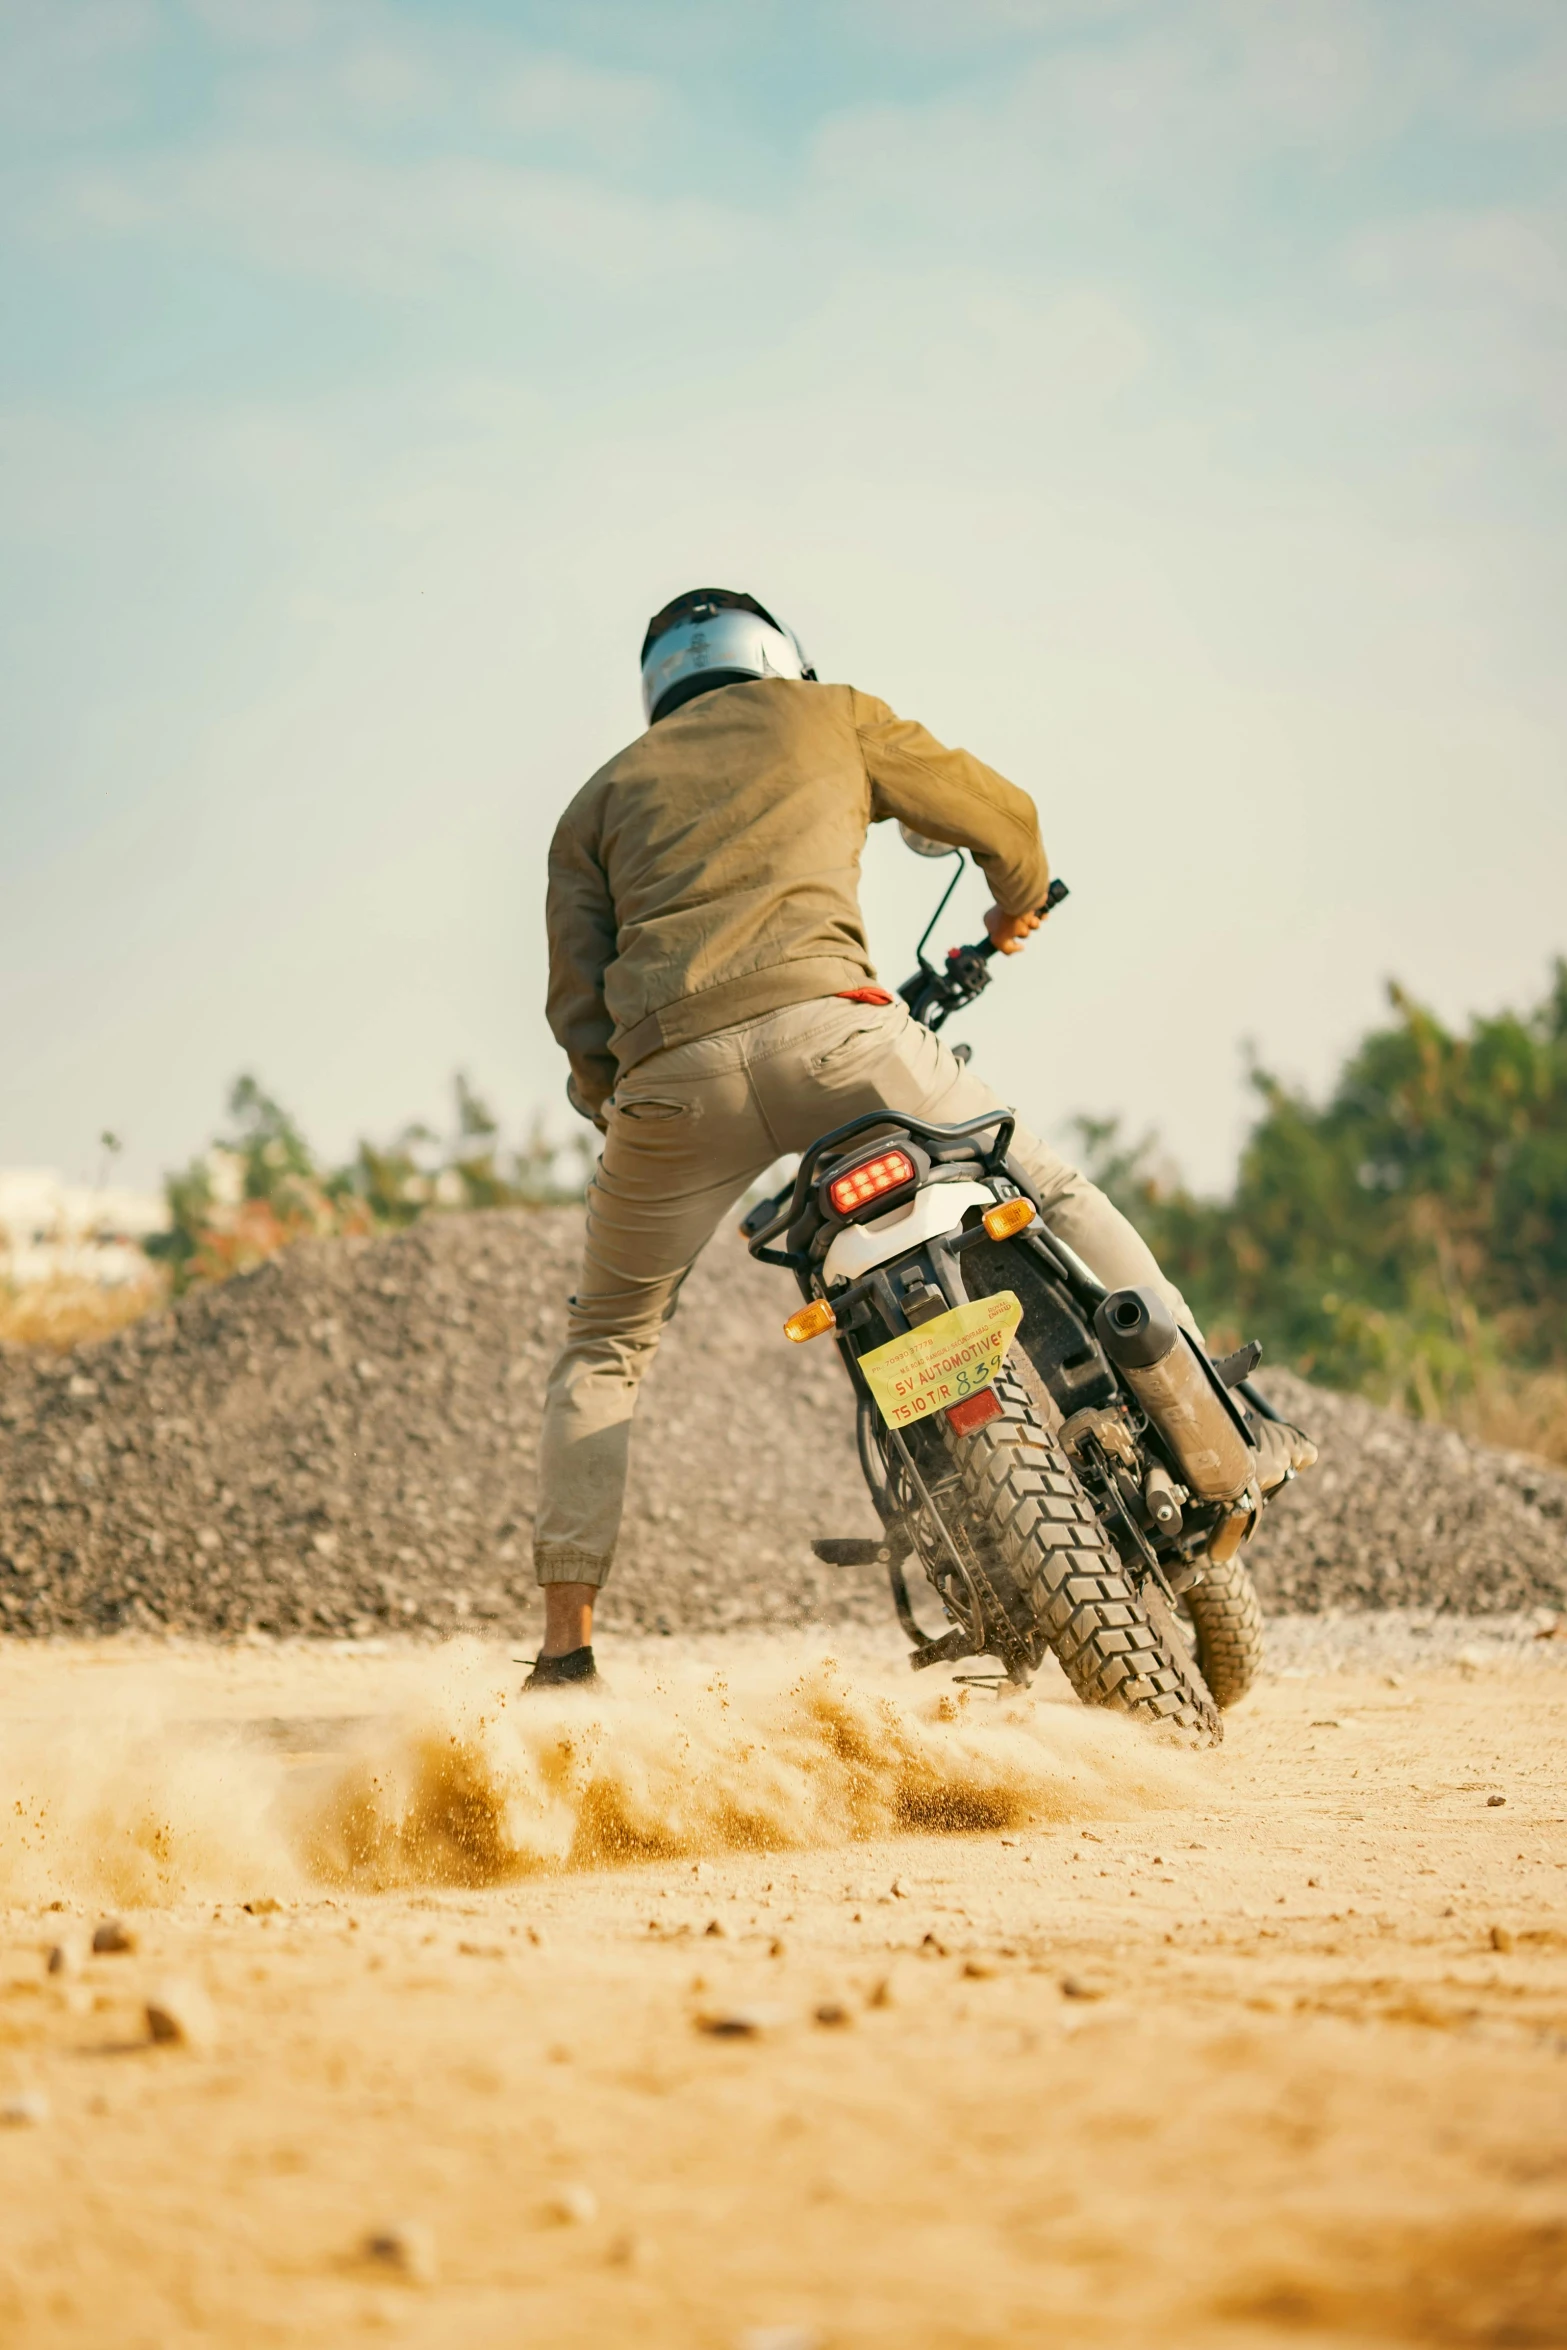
(535, 996, 1196, 1588)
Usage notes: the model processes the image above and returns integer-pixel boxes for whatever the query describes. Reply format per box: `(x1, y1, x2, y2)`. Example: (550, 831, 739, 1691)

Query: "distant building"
(0, 1170, 168, 1289)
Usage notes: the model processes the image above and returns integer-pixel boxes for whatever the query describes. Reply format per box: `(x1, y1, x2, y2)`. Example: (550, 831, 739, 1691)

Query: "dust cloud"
(0, 1643, 1200, 1908)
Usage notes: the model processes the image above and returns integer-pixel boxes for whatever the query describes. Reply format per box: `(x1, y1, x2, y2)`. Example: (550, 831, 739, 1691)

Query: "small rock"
(962, 1958, 999, 1981)
(1491, 1925, 1516, 1953)
(243, 1897, 283, 1916)
(703, 1919, 726, 1939)
(865, 1977, 894, 2009)
(366, 2221, 438, 2285)
(45, 1939, 82, 1977)
(0, 2093, 49, 2127)
(812, 2002, 851, 2028)
(1061, 1974, 1105, 2001)
(91, 1919, 136, 1955)
(767, 1938, 786, 1959)
(606, 2228, 654, 2270)
(145, 1981, 217, 2051)
(1487, 1794, 1507, 1808)
(918, 1933, 947, 1958)
(695, 2004, 787, 2040)
(546, 2183, 598, 2226)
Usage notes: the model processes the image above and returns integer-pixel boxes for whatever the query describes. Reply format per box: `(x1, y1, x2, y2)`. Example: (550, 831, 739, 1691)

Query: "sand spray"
(0, 1640, 1204, 1908)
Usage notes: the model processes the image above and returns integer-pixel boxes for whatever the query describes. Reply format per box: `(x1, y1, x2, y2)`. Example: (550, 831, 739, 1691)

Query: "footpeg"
(909, 1628, 982, 1671)
(812, 1536, 897, 1567)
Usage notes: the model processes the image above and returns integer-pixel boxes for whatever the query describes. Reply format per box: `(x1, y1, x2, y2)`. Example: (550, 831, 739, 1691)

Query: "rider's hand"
(983, 902, 1044, 955)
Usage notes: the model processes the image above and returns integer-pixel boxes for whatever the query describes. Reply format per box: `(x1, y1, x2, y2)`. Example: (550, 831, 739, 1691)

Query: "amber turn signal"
(783, 1299, 837, 1344)
(982, 1196, 1035, 1242)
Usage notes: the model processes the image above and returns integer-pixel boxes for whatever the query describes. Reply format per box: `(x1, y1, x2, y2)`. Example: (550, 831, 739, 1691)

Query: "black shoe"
(522, 1645, 602, 1692)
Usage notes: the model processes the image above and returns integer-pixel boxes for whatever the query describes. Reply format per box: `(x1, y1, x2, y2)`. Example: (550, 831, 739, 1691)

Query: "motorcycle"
(741, 837, 1305, 1743)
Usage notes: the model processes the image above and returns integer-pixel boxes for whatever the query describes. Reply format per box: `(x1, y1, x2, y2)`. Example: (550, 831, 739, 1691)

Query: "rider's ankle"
(541, 1580, 596, 1656)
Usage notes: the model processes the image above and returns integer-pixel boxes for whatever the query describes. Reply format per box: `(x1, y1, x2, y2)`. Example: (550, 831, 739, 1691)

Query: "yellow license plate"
(858, 1291, 1023, 1431)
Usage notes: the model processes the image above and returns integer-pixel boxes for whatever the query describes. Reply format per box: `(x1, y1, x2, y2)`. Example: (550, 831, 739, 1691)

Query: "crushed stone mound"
(0, 1210, 877, 1642)
(1244, 1366, 1567, 1612)
(0, 1208, 1563, 1640)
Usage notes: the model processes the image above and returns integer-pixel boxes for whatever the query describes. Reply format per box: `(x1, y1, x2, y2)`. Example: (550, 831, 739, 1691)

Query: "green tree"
(153, 1074, 594, 1290)
(1077, 961, 1567, 1421)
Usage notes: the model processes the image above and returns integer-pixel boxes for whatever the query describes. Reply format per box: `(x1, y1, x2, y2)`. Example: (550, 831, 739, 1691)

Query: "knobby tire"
(938, 1365, 1222, 1742)
(1179, 1554, 1265, 1710)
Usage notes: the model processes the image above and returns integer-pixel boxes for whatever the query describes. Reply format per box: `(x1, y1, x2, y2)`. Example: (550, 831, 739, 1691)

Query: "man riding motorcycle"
(527, 587, 1307, 1687)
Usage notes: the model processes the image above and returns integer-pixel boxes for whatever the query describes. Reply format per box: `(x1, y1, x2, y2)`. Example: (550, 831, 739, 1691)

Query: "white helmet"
(640, 587, 816, 725)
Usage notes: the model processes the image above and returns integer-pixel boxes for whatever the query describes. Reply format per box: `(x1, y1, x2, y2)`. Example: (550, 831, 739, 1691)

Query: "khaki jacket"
(546, 678, 1050, 1119)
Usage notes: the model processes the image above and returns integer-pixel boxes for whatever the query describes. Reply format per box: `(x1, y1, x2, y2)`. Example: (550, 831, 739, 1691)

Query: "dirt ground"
(0, 1630, 1562, 2349)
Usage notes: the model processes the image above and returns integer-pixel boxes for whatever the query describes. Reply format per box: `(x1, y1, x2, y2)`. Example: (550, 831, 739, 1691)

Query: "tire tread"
(1181, 1555, 1265, 1709)
(939, 1367, 1221, 1742)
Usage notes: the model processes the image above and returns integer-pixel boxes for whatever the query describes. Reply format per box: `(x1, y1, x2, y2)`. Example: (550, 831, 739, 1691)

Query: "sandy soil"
(0, 1630, 1562, 2349)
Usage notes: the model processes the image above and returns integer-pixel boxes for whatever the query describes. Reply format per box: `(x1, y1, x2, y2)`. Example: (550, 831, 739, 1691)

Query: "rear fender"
(821, 1180, 996, 1289)
(959, 1233, 1120, 1417)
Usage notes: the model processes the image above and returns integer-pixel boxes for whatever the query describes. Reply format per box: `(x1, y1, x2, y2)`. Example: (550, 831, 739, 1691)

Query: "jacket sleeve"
(852, 689, 1050, 915)
(545, 807, 619, 1125)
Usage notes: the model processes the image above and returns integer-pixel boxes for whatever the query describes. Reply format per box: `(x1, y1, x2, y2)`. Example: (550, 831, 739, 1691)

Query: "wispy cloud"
(48, 144, 739, 292)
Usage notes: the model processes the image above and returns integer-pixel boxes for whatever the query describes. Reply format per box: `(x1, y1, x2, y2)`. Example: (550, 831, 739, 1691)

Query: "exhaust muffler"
(1093, 1288, 1256, 1505)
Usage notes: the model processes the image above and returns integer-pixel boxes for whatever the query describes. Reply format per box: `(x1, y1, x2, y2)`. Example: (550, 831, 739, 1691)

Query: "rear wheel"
(1179, 1555, 1264, 1709)
(935, 1367, 1221, 1742)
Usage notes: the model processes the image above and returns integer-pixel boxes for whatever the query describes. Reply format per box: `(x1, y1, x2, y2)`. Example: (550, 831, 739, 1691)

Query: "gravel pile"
(1246, 1368, 1567, 1613)
(1, 1208, 1564, 1640)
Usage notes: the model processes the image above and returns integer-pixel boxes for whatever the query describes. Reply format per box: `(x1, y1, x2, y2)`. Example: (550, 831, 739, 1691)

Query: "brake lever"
(899, 878, 1069, 1030)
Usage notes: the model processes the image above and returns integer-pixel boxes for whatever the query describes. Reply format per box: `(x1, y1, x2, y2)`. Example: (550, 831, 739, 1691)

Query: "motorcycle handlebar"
(973, 875, 1070, 961)
(898, 874, 1070, 1031)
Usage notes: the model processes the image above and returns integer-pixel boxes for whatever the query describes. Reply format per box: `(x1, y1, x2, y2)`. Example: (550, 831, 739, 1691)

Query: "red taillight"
(827, 1149, 916, 1217)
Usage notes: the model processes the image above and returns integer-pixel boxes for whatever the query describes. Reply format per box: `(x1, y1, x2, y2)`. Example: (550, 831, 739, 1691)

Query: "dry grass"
(1456, 1363, 1567, 1469)
(0, 1273, 167, 1354)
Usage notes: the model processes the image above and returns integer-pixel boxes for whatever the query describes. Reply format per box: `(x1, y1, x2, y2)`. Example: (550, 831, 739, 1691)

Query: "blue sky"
(2, 0, 1564, 1191)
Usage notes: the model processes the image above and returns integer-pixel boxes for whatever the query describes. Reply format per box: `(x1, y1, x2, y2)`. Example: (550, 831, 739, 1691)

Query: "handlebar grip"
(972, 876, 1069, 960)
